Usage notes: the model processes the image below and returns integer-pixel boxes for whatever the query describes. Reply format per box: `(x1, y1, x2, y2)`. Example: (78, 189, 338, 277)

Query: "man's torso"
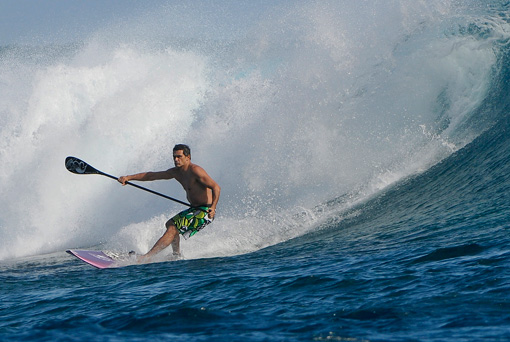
(173, 164, 212, 206)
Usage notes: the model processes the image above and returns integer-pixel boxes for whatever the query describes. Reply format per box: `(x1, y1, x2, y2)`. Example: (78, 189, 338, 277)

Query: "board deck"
(66, 249, 118, 269)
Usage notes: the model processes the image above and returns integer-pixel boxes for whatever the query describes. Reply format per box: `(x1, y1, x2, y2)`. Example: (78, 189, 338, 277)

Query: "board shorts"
(171, 206, 213, 240)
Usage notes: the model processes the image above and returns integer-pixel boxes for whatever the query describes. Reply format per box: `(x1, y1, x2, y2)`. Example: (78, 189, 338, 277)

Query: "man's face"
(173, 150, 189, 167)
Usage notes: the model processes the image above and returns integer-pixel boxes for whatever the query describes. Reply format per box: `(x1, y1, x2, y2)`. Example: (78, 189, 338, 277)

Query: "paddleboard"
(66, 249, 119, 269)
(67, 249, 180, 268)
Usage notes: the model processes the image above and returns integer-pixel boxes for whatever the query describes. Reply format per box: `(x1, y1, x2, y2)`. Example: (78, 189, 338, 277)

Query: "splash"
(0, 0, 504, 260)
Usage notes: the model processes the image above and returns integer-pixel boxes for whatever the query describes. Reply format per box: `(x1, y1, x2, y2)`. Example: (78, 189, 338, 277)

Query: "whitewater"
(1, 1, 510, 341)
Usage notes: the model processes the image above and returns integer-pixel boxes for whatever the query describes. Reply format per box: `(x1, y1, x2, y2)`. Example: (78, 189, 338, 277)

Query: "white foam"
(0, 1, 504, 260)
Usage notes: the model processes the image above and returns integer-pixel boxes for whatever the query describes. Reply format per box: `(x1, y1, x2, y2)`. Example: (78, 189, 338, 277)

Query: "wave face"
(0, 1, 508, 261)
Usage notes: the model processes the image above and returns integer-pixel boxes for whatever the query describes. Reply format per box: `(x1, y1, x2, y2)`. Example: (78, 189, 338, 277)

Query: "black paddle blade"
(65, 156, 101, 175)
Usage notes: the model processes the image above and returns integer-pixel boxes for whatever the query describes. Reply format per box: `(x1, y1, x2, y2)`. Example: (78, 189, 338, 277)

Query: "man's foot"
(136, 253, 151, 264)
(172, 251, 183, 260)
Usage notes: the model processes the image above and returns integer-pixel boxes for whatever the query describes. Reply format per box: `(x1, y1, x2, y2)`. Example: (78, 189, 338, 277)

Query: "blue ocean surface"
(1, 1, 510, 341)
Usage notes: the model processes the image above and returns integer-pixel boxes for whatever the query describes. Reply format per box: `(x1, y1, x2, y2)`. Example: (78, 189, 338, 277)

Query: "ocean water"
(1, 1, 510, 341)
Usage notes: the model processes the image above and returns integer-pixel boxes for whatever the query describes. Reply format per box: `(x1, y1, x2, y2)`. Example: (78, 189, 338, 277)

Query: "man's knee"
(165, 219, 179, 233)
(165, 219, 174, 229)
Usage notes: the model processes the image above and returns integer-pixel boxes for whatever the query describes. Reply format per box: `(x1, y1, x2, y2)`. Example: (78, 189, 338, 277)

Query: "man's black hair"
(173, 144, 191, 157)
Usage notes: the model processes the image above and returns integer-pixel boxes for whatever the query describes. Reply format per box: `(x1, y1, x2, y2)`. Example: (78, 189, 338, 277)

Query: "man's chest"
(176, 174, 198, 191)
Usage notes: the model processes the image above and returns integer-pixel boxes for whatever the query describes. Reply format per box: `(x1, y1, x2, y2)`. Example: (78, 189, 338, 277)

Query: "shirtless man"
(118, 144, 220, 261)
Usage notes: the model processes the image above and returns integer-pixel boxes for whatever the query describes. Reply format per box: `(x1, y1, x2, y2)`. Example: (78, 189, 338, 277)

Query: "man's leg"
(171, 231, 181, 256)
(141, 220, 180, 260)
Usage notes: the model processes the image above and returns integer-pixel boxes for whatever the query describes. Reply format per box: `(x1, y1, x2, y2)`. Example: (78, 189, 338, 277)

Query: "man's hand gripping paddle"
(65, 156, 191, 207)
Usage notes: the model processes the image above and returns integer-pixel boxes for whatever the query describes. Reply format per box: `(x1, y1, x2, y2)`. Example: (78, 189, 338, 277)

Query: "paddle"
(65, 156, 191, 207)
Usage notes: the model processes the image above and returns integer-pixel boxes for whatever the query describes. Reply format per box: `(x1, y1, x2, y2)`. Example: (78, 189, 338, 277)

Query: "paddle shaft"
(65, 156, 192, 207)
(98, 171, 191, 207)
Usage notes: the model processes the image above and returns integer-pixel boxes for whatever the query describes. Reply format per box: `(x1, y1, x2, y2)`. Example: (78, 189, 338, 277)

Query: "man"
(118, 144, 220, 261)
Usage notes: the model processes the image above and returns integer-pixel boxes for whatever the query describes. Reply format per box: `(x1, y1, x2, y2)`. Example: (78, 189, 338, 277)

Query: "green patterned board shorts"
(171, 206, 213, 240)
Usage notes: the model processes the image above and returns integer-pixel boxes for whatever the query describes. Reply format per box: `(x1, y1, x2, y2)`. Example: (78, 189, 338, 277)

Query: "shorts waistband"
(191, 205, 211, 212)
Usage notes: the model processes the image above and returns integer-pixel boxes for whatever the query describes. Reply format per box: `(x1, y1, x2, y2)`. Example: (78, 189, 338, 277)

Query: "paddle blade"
(65, 156, 102, 175)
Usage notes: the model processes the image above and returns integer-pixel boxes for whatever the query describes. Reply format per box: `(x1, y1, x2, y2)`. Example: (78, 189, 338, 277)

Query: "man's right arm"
(118, 169, 175, 185)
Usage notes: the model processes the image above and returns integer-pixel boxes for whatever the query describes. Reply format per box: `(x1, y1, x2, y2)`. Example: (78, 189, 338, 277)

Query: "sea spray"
(0, 0, 503, 260)
(0, 43, 209, 259)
